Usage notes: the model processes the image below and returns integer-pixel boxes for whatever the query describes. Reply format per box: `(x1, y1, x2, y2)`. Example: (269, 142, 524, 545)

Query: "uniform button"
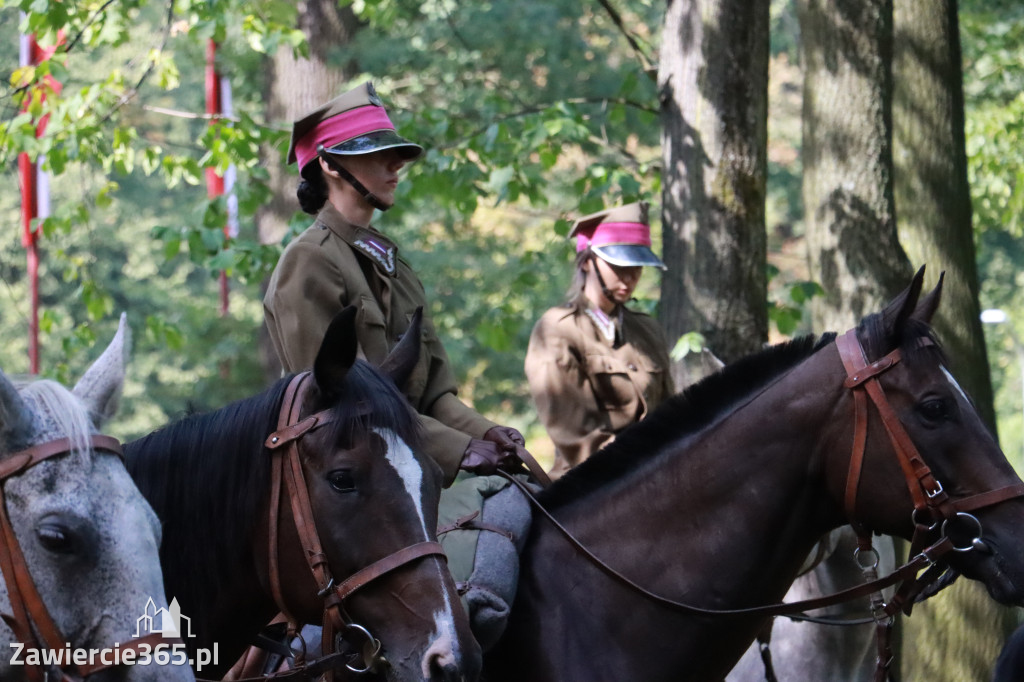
(628, 363, 637, 371)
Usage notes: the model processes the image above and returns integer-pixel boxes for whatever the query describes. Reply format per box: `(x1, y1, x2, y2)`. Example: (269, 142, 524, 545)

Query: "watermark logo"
(135, 596, 194, 639)
(9, 596, 218, 674)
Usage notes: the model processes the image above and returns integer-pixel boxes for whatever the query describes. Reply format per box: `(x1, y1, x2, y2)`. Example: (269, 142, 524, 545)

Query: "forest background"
(1, 0, 1023, 679)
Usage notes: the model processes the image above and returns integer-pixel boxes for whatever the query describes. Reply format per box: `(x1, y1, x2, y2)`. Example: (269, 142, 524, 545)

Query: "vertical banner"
(205, 39, 236, 319)
(18, 27, 62, 374)
(204, 39, 228, 316)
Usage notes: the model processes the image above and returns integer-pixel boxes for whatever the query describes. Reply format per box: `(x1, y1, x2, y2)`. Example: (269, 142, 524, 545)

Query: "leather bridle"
(834, 328, 1024, 681)
(836, 328, 1024, 558)
(0, 435, 179, 682)
(262, 372, 447, 677)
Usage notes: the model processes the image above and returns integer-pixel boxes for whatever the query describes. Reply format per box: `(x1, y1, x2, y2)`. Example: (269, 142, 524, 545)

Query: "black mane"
(539, 333, 836, 509)
(125, 361, 419, 633)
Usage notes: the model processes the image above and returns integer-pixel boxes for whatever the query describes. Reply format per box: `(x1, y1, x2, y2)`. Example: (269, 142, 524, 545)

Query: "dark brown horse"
(486, 269, 1024, 682)
(126, 308, 481, 682)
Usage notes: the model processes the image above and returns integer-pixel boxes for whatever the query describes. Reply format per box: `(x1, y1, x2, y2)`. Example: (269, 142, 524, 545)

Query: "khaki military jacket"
(263, 205, 496, 483)
(525, 303, 674, 479)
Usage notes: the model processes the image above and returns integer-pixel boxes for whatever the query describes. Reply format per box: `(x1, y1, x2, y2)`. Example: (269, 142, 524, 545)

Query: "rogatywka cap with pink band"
(568, 201, 666, 270)
(287, 82, 422, 174)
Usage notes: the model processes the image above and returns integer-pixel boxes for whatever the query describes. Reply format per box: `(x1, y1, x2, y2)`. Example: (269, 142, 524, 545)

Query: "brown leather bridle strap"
(951, 484, 1024, 513)
(334, 542, 447, 601)
(0, 434, 135, 681)
(0, 436, 123, 480)
(266, 373, 305, 628)
(835, 331, 948, 523)
(499, 471, 955, 618)
(265, 373, 339, 608)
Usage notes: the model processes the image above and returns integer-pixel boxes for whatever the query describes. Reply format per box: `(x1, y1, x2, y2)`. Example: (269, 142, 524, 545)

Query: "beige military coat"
(263, 205, 497, 483)
(525, 303, 674, 478)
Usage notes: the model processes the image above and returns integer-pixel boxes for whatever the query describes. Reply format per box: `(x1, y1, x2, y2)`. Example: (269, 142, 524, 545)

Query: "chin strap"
(318, 149, 391, 212)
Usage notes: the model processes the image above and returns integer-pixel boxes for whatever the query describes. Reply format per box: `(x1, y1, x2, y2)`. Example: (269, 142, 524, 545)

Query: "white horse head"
(0, 315, 194, 681)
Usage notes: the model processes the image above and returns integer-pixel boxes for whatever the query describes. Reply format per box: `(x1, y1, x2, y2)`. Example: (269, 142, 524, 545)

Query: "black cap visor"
(322, 129, 423, 160)
(593, 244, 666, 270)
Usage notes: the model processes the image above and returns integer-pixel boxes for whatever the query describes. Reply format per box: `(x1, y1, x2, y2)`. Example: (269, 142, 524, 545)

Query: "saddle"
(436, 471, 534, 651)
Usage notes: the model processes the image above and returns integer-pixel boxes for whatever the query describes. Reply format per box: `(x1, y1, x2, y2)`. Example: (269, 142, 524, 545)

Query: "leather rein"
(256, 371, 447, 680)
(501, 326, 1024, 625)
(0, 435, 178, 682)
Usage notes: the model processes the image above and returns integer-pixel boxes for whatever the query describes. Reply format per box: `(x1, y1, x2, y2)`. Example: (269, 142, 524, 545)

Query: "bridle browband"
(0, 435, 180, 682)
(500, 325, 1024, 678)
(261, 371, 446, 679)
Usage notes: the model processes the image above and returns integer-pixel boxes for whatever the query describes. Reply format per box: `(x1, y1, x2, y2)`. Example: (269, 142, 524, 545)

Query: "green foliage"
(670, 331, 708, 362)
(0, 0, 668, 437)
(765, 264, 823, 336)
(962, 0, 1024, 460)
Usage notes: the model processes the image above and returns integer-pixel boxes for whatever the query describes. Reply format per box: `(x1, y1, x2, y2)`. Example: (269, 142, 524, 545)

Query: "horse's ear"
(880, 266, 926, 338)
(72, 312, 130, 429)
(0, 371, 34, 456)
(911, 271, 944, 325)
(313, 306, 359, 398)
(379, 307, 422, 391)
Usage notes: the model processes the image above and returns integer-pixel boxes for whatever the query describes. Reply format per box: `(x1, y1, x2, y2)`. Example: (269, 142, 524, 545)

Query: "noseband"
(0, 436, 179, 682)
(263, 372, 446, 675)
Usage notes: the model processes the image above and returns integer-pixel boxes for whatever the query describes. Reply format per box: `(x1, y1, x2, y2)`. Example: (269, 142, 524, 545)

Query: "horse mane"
(539, 333, 837, 509)
(11, 378, 94, 452)
(124, 360, 419, 632)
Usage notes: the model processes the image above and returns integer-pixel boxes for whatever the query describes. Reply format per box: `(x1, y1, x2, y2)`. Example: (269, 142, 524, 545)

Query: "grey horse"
(727, 528, 897, 682)
(0, 316, 194, 681)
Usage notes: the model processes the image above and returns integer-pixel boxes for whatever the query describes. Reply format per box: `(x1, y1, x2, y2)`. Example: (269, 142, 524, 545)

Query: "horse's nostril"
(429, 658, 462, 682)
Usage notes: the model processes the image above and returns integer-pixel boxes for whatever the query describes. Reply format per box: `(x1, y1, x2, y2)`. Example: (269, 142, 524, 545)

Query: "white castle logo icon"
(134, 597, 194, 638)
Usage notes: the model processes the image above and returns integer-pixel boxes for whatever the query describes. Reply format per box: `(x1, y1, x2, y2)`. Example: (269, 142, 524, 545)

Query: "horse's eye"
(328, 470, 356, 493)
(917, 398, 950, 424)
(37, 524, 74, 554)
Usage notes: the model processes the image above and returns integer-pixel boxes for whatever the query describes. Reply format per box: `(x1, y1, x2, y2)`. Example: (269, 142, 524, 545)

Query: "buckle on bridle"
(317, 577, 336, 598)
(926, 480, 945, 498)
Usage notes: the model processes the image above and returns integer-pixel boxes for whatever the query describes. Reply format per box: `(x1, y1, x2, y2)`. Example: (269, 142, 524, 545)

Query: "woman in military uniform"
(263, 81, 526, 483)
(525, 202, 674, 479)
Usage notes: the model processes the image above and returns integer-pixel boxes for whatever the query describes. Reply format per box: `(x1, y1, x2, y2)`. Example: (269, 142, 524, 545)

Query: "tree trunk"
(892, 2, 1015, 678)
(797, 1, 910, 677)
(658, 0, 770, 374)
(798, 0, 912, 333)
(257, 0, 360, 381)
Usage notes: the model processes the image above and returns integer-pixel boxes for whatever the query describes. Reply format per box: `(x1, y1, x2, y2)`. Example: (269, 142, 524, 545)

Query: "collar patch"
(355, 237, 397, 275)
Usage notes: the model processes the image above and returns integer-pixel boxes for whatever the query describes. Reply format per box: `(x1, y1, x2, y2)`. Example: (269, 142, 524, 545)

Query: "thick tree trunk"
(798, 0, 912, 333)
(797, 1, 911, 677)
(892, 2, 1015, 678)
(257, 0, 360, 381)
(658, 0, 770, 373)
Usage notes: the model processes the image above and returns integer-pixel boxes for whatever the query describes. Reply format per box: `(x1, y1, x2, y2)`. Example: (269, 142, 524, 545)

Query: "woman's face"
(338, 148, 410, 208)
(585, 257, 643, 310)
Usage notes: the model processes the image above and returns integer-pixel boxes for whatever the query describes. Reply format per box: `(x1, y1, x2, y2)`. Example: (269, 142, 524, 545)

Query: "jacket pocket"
(586, 354, 638, 410)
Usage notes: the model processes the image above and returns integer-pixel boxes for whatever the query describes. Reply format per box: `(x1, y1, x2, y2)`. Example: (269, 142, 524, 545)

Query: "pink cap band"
(576, 221, 652, 253)
(294, 105, 396, 170)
